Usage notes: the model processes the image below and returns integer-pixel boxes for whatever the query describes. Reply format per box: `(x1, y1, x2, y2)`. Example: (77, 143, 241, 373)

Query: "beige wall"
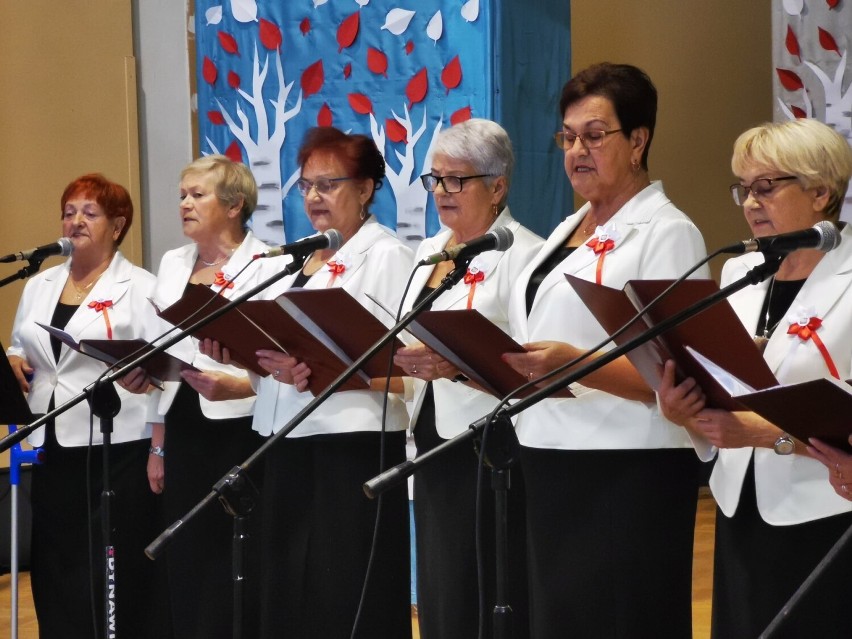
(0, 2, 141, 459)
(571, 0, 773, 278)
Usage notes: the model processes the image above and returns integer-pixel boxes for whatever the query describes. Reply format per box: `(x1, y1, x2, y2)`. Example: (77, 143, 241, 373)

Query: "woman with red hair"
(7, 173, 159, 638)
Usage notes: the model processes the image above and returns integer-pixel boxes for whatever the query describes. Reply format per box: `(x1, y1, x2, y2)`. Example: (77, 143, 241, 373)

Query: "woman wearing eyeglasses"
(248, 127, 414, 639)
(659, 118, 852, 638)
(500, 63, 709, 638)
(392, 118, 542, 639)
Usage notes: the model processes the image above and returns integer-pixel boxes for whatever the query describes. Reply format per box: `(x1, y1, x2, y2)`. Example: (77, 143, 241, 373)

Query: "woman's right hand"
(256, 349, 312, 392)
(8, 355, 33, 393)
(198, 338, 237, 367)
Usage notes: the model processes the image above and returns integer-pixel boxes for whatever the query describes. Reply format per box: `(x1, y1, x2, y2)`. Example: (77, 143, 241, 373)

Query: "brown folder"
(567, 276, 778, 411)
(407, 309, 573, 399)
(155, 284, 403, 394)
(36, 323, 197, 386)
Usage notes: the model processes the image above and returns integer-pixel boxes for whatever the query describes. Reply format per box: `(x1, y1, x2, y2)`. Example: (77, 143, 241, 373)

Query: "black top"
(525, 245, 576, 315)
(49, 302, 78, 362)
(755, 277, 806, 338)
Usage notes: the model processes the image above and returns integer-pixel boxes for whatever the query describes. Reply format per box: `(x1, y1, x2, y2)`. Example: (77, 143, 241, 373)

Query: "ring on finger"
(843, 484, 849, 494)
(412, 364, 417, 374)
(274, 369, 281, 379)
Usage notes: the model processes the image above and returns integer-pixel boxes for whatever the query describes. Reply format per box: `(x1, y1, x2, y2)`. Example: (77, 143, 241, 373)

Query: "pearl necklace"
(197, 248, 235, 268)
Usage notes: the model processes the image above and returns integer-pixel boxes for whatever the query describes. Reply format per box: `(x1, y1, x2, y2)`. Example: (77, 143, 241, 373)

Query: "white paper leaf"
(231, 0, 258, 23)
(381, 8, 416, 35)
(313, 0, 329, 6)
(426, 11, 443, 44)
(355, 0, 370, 6)
(460, 0, 480, 22)
(205, 5, 223, 26)
(782, 0, 803, 16)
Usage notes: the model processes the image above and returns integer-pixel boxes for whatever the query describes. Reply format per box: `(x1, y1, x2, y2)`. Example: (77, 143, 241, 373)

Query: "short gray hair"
(433, 119, 514, 206)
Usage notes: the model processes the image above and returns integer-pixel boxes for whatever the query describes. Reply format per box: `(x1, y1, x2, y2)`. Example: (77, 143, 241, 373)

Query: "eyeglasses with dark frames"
(296, 176, 353, 196)
(553, 129, 623, 150)
(420, 173, 495, 193)
(729, 176, 799, 206)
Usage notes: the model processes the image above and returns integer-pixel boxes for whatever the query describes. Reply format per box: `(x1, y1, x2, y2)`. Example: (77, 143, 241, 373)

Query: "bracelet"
(149, 446, 165, 457)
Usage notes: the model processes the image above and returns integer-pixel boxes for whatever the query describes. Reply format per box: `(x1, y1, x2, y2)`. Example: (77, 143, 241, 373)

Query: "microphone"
(417, 226, 515, 265)
(720, 221, 841, 255)
(0, 238, 74, 263)
(254, 229, 343, 259)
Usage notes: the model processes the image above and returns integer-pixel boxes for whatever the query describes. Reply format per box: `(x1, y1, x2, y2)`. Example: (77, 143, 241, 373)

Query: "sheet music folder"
(566, 276, 778, 411)
(407, 309, 573, 399)
(155, 284, 404, 394)
(36, 323, 196, 386)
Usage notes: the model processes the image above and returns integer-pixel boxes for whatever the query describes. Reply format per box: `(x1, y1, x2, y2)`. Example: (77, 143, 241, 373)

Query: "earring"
(491, 203, 499, 217)
(631, 158, 641, 173)
(359, 204, 367, 221)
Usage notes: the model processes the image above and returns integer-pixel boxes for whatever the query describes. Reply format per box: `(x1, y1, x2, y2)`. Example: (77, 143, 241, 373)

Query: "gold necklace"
(69, 275, 99, 301)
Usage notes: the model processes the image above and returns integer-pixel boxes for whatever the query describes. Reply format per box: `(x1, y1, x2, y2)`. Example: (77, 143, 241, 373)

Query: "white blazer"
(402, 207, 543, 439)
(252, 217, 414, 437)
(507, 181, 710, 450)
(7, 252, 156, 447)
(708, 224, 852, 525)
(147, 231, 289, 421)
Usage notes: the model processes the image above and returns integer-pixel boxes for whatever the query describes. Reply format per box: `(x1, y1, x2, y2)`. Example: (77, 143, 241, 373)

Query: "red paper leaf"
(367, 47, 388, 77)
(259, 18, 283, 50)
(343, 63, 352, 79)
(441, 55, 462, 94)
(318, 103, 333, 127)
(301, 60, 325, 98)
(818, 27, 841, 56)
(386, 119, 408, 143)
(228, 71, 240, 89)
(776, 68, 804, 91)
(202, 57, 218, 85)
(217, 31, 239, 55)
(828, 0, 840, 8)
(337, 12, 360, 53)
(790, 104, 807, 119)
(300, 18, 311, 36)
(348, 93, 373, 115)
(450, 106, 472, 126)
(406, 68, 428, 108)
(207, 111, 226, 125)
(225, 141, 243, 163)
(405, 40, 414, 55)
(785, 25, 801, 61)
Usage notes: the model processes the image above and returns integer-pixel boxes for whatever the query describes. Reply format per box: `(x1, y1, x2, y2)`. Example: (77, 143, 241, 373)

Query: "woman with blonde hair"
(660, 117, 852, 638)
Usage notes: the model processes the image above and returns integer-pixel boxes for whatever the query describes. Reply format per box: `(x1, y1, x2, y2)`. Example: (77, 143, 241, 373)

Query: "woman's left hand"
(808, 436, 852, 501)
(179, 369, 255, 401)
(502, 341, 579, 382)
(198, 338, 236, 366)
(394, 344, 458, 381)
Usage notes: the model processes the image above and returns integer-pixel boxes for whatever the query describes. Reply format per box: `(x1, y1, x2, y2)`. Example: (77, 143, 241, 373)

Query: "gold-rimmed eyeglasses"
(553, 129, 623, 150)
(729, 176, 799, 206)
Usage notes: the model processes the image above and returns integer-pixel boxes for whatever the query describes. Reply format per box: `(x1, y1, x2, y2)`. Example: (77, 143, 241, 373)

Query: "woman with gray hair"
(394, 118, 542, 639)
(660, 117, 852, 638)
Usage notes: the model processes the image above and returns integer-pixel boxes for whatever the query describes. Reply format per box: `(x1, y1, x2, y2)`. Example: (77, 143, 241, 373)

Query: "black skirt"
(30, 425, 158, 639)
(259, 429, 412, 639)
(413, 383, 529, 639)
(162, 382, 264, 639)
(712, 459, 852, 639)
(521, 445, 699, 639)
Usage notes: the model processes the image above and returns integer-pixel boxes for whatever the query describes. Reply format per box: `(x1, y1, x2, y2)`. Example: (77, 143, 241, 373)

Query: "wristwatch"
(773, 434, 795, 456)
(148, 445, 165, 458)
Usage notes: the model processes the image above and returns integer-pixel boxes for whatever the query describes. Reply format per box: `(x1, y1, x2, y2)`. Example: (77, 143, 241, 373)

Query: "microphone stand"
(0, 258, 45, 289)
(144, 258, 476, 637)
(365, 255, 786, 637)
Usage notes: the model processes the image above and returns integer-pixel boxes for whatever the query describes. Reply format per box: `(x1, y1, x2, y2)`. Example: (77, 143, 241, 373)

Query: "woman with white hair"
(660, 117, 852, 638)
(394, 118, 543, 639)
